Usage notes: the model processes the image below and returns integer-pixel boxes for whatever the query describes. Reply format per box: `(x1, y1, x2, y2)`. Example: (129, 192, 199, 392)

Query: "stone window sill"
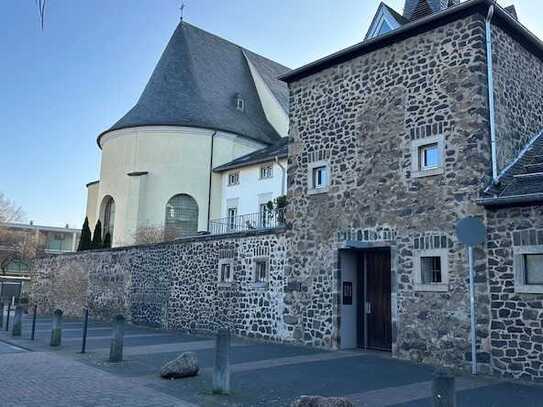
(308, 187, 329, 196)
(218, 282, 233, 289)
(515, 285, 543, 294)
(252, 282, 269, 290)
(412, 167, 444, 179)
(415, 283, 449, 292)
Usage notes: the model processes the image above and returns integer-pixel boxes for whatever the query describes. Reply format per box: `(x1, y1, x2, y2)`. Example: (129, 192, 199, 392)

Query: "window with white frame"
(218, 259, 234, 283)
(260, 164, 273, 179)
(514, 246, 543, 293)
(308, 161, 330, 194)
(411, 135, 444, 178)
(228, 172, 239, 186)
(254, 258, 269, 283)
(414, 249, 449, 292)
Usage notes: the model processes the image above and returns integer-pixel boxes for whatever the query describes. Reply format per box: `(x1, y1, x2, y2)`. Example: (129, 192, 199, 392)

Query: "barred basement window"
(254, 258, 269, 283)
(421, 256, 442, 284)
(414, 248, 449, 292)
(218, 260, 233, 283)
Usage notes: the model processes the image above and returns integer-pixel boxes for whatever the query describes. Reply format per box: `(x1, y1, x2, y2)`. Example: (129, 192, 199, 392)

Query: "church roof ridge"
(97, 21, 290, 148)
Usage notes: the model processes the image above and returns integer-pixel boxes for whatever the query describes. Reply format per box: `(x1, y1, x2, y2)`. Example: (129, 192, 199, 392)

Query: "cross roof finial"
(180, 1, 185, 21)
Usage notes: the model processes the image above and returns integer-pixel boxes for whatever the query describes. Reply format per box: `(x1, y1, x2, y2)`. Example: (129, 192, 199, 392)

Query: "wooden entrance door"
(357, 250, 392, 351)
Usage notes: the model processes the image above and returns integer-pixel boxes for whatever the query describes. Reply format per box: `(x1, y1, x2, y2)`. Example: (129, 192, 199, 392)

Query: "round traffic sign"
(456, 217, 486, 246)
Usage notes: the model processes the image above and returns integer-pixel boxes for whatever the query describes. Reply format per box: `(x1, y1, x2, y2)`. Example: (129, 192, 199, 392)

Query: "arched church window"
(165, 194, 199, 239)
(100, 196, 115, 240)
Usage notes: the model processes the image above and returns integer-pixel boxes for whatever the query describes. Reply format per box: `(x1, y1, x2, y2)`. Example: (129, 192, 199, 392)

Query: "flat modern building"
(0, 222, 81, 300)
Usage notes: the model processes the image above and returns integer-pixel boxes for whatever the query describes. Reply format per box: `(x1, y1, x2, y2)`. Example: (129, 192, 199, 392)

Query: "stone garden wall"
(32, 230, 289, 341)
(285, 14, 493, 370)
(492, 24, 543, 173)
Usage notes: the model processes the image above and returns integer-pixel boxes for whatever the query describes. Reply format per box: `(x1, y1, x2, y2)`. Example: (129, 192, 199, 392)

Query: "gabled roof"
(365, 3, 407, 40)
(213, 137, 288, 173)
(98, 22, 290, 147)
(282, 0, 543, 84)
(479, 131, 543, 207)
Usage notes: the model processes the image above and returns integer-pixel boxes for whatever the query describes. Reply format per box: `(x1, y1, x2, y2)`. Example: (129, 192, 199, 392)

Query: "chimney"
(504, 5, 518, 21)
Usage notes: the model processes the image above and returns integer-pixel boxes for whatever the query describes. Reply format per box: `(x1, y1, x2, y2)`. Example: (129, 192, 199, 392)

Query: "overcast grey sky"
(0, 0, 540, 228)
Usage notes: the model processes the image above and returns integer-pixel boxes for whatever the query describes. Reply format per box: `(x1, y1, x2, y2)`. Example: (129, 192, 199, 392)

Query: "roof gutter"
(486, 5, 498, 183)
(477, 193, 543, 207)
(275, 156, 286, 195)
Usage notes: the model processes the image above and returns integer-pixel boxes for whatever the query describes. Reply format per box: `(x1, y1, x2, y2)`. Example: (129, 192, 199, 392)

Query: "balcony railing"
(208, 208, 286, 235)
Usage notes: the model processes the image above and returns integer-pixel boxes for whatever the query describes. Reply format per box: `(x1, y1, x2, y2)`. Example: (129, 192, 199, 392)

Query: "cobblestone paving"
(1, 316, 543, 406)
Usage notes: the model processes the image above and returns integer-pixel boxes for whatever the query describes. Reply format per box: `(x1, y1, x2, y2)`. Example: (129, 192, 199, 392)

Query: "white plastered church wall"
(89, 126, 264, 247)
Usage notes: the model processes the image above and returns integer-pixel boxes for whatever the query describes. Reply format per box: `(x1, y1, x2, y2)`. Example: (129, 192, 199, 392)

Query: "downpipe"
(486, 5, 498, 183)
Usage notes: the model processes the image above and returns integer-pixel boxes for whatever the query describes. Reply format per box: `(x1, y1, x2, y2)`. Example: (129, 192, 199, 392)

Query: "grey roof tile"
(214, 138, 288, 172)
(98, 22, 290, 147)
(481, 131, 543, 206)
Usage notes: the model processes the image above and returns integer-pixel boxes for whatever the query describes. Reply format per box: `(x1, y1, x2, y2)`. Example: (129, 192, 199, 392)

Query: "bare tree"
(0, 193, 24, 224)
(133, 225, 169, 245)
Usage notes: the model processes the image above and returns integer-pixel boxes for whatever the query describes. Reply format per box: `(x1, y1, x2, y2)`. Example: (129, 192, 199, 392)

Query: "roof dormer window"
(235, 94, 245, 112)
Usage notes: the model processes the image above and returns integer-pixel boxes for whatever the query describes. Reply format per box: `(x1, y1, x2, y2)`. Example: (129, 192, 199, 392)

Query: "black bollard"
(30, 305, 37, 340)
(5, 302, 11, 332)
(432, 369, 456, 407)
(50, 309, 63, 347)
(0, 302, 4, 329)
(213, 328, 231, 394)
(11, 306, 23, 337)
(109, 315, 126, 362)
(80, 308, 89, 354)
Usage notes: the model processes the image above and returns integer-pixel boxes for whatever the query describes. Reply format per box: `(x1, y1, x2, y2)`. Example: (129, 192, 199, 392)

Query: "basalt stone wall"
(32, 230, 289, 341)
(492, 24, 543, 172)
(285, 14, 493, 371)
(487, 205, 543, 382)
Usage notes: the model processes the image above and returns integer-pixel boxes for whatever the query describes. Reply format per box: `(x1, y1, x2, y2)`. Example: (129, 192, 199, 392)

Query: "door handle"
(365, 302, 372, 315)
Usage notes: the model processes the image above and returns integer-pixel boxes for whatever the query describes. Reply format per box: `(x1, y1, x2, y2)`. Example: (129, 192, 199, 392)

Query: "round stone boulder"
(291, 396, 354, 407)
(160, 352, 199, 379)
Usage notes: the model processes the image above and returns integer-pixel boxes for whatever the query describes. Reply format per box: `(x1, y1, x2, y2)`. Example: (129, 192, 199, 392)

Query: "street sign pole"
(468, 245, 477, 375)
(456, 216, 486, 377)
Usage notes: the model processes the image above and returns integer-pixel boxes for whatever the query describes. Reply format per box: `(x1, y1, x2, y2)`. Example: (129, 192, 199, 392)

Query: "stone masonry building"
(280, 0, 543, 381)
(32, 0, 543, 383)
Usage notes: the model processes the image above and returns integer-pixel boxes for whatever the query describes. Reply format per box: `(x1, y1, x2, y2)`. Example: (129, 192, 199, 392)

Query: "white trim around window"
(411, 134, 445, 178)
(514, 246, 543, 294)
(413, 248, 449, 292)
(307, 160, 330, 195)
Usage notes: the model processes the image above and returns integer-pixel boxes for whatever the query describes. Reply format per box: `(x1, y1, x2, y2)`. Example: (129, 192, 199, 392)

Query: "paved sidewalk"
(1, 315, 543, 406)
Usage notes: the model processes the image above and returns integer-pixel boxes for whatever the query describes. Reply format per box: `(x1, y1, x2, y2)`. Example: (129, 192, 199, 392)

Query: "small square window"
(312, 166, 327, 189)
(228, 172, 239, 186)
(414, 249, 449, 292)
(420, 256, 442, 284)
(260, 165, 273, 179)
(308, 160, 330, 195)
(514, 247, 543, 293)
(255, 259, 268, 283)
(419, 143, 440, 170)
(411, 135, 444, 178)
(524, 254, 543, 285)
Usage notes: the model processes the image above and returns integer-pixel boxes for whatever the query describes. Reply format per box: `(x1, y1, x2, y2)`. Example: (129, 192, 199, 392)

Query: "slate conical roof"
(403, 0, 460, 20)
(98, 22, 290, 147)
